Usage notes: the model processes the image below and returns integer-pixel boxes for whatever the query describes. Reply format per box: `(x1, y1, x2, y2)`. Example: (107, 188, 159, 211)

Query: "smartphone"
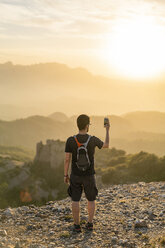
(104, 117, 109, 127)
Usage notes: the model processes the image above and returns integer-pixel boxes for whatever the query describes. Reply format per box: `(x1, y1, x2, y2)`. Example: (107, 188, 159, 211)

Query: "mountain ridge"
(1, 61, 165, 118)
(0, 111, 165, 155)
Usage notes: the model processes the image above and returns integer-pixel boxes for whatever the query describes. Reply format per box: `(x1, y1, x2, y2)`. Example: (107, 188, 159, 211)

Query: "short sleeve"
(94, 136, 104, 149)
(65, 137, 72, 153)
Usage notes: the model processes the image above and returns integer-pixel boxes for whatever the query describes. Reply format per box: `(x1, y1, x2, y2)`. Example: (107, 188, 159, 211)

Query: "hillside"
(0, 115, 75, 149)
(0, 145, 34, 162)
(0, 140, 67, 209)
(0, 111, 165, 155)
(0, 181, 165, 247)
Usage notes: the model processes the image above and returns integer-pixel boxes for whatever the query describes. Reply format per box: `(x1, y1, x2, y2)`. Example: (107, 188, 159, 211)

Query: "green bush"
(0, 182, 9, 208)
(101, 150, 165, 185)
(128, 151, 159, 181)
(107, 156, 126, 167)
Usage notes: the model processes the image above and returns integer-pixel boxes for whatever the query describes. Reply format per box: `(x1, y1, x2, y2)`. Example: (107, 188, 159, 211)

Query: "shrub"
(128, 151, 160, 181)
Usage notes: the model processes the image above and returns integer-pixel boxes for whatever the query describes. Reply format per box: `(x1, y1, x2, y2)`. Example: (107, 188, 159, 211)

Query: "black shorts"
(67, 174, 98, 202)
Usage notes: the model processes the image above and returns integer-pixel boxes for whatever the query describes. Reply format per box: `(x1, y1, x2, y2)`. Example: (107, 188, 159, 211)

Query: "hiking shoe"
(73, 224, 81, 233)
(85, 222, 93, 231)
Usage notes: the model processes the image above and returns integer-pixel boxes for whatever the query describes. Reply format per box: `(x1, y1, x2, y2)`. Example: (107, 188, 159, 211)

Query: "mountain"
(0, 111, 165, 155)
(0, 115, 75, 149)
(48, 112, 69, 122)
(0, 61, 165, 119)
(123, 111, 165, 133)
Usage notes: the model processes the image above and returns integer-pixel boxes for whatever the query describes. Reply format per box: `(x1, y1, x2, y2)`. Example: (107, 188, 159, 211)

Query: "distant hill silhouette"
(48, 112, 69, 122)
(1, 61, 165, 120)
(123, 111, 165, 133)
(0, 111, 165, 155)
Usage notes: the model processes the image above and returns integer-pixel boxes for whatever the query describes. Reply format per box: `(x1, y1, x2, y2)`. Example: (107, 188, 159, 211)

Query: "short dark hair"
(77, 114, 90, 130)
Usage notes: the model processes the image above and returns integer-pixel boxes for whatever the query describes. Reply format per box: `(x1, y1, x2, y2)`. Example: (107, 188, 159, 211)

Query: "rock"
(14, 241, 22, 248)
(34, 140, 64, 169)
(3, 207, 16, 217)
(118, 239, 129, 246)
(20, 206, 29, 212)
(26, 224, 37, 231)
(159, 211, 164, 217)
(111, 236, 118, 244)
(160, 194, 165, 198)
(0, 229, 7, 236)
(148, 211, 157, 220)
(149, 187, 156, 191)
(160, 184, 165, 189)
(127, 223, 132, 228)
(134, 220, 148, 228)
(48, 231, 55, 236)
(60, 231, 70, 238)
(138, 182, 146, 186)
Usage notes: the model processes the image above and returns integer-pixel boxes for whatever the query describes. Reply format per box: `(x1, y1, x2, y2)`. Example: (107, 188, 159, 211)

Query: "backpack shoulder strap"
(73, 135, 82, 148)
(83, 135, 91, 148)
(73, 134, 92, 148)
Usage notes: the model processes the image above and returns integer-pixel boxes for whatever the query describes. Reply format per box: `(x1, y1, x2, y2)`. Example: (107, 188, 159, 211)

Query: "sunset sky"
(0, 0, 165, 79)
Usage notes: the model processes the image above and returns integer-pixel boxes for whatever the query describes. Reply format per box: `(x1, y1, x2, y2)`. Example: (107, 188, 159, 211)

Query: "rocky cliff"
(34, 139, 65, 168)
(0, 181, 165, 248)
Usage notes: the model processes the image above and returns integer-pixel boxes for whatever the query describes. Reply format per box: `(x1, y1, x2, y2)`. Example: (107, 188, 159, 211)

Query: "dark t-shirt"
(65, 133, 104, 176)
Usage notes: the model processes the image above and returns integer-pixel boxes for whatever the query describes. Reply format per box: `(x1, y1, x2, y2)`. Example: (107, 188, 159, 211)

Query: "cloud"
(0, 0, 165, 72)
(0, 0, 165, 38)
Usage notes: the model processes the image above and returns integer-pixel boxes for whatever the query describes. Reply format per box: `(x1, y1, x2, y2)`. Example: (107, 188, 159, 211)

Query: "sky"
(0, 0, 165, 78)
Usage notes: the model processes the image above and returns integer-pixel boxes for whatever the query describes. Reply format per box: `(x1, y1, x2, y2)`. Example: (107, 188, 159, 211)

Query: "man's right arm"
(102, 124, 110, 148)
(64, 137, 72, 184)
(64, 152, 72, 184)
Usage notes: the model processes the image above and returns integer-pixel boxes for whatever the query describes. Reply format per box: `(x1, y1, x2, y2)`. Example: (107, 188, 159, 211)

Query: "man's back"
(65, 133, 104, 176)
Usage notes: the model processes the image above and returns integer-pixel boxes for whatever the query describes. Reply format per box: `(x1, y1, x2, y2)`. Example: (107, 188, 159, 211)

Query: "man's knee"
(72, 201, 80, 205)
(87, 200, 95, 204)
(85, 192, 97, 201)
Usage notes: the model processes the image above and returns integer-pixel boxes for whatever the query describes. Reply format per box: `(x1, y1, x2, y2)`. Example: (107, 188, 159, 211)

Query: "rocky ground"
(0, 181, 165, 248)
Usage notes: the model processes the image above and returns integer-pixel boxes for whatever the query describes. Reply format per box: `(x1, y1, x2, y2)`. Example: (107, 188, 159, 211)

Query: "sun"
(105, 17, 165, 80)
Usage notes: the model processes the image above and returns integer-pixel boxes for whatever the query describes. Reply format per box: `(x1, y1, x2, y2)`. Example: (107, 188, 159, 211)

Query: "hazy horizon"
(0, 0, 165, 120)
(0, 60, 165, 121)
(0, 0, 165, 80)
(2, 101, 165, 121)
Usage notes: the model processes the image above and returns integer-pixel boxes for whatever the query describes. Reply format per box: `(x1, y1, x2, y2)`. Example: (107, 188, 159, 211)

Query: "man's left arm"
(64, 152, 72, 184)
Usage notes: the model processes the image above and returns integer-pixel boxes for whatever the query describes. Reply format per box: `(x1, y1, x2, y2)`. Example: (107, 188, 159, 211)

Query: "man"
(64, 114, 110, 232)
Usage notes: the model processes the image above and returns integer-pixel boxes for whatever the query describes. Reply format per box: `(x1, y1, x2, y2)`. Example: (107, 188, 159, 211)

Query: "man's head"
(77, 114, 90, 131)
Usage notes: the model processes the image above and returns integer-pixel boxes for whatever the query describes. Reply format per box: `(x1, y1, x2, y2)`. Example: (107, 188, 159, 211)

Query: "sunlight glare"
(106, 17, 165, 80)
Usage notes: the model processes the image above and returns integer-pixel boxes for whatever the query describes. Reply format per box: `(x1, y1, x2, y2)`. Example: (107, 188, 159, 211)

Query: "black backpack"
(73, 135, 91, 172)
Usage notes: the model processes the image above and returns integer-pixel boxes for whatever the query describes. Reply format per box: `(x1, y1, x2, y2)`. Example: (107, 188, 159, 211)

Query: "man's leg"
(72, 201, 80, 225)
(87, 200, 95, 223)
